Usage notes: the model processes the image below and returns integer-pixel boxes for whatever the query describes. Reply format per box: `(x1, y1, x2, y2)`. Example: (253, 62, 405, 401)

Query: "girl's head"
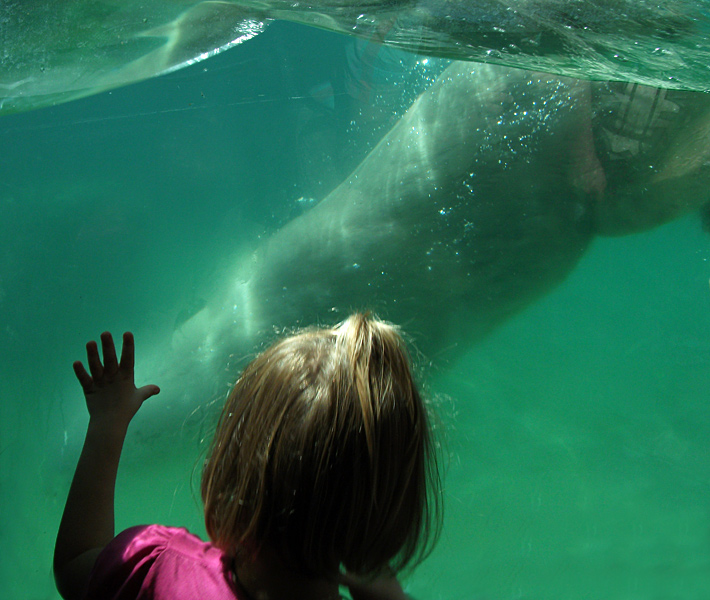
(201, 313, 441, 579)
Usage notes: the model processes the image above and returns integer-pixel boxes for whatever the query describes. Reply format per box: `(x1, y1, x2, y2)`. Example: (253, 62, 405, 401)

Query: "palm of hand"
(74, 331, 160, 429)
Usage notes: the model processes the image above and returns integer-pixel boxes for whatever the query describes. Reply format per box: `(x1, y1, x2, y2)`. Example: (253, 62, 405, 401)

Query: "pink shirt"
(85, 525, 243, 600)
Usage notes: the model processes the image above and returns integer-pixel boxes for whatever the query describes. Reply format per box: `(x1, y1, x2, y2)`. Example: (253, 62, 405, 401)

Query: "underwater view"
(2, 4, 710, 599)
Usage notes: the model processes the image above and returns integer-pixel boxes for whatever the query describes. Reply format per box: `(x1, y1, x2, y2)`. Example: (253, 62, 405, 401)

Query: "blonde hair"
(201, 313, 442, 578)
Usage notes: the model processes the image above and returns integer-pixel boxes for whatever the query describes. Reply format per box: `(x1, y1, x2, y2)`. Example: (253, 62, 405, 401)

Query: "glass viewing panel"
(1, 3, 710, 598)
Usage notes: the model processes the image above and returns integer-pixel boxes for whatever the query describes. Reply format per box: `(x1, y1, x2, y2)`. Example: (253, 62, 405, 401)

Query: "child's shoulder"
(110, 524, 224, 563)
(86, 525, 239, 600)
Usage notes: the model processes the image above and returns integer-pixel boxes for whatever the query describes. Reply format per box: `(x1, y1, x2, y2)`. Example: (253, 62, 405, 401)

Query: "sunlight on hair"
(202, 312, 443, 579)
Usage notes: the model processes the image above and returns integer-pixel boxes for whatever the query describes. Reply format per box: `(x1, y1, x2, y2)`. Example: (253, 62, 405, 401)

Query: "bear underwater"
(167, 61, 710, 411)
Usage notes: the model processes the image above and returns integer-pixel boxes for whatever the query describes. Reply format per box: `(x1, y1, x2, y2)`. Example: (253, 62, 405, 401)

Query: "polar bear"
(172, 62, 710, 386)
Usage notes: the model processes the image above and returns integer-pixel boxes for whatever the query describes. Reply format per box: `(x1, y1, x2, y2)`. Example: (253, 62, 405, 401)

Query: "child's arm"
(53, 332, 160, 600)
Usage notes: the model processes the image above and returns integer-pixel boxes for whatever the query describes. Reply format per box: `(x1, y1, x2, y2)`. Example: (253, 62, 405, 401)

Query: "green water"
(420, 220, 710, 598)
(2, 20, 710, 600)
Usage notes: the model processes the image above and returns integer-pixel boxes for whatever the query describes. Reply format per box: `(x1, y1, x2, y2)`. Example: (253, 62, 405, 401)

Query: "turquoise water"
(422, 220, 710, 598)
(2, 20, 710, 600)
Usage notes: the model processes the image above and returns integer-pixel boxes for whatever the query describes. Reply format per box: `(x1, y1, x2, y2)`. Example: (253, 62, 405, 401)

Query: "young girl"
(54, 313, 442, 600)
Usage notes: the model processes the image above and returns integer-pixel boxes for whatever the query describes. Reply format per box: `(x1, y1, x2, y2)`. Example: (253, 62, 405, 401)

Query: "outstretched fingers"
(74, 331, 136, 390)
(86, 339, 104, 381)
(100, 331, 119, 375)
(73, 360, 93, 393)
(119, 332, 135, 375)
(73, 331, 160, 425)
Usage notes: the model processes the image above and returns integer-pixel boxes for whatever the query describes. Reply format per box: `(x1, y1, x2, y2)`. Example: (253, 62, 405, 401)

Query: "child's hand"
(339, 571, 410, 600)
(73, 332, 160, 430)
